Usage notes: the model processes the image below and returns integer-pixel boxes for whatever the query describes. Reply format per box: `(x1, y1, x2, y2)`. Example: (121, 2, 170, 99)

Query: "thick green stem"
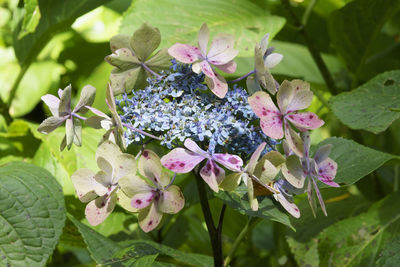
(194, 170, 224, 267)
(224, 217, 260, 266)
(7, 64, 29, 108)
(281, 0, 338, 95)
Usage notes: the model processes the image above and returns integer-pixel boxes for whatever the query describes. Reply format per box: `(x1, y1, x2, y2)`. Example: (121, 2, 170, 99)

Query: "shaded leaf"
(331, 70, 400, 134)
(19, 0, 41, 39)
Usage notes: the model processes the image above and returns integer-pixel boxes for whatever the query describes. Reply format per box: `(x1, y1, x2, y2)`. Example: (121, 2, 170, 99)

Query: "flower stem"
(227, 70, 255, 84)
(122, 122, 162, 140)
(194, 170, 224, 267)
(281, 0, 338, 95)
(141, 62, 162, 78)
(72, 113, 87, 121)
(224, 217, 260, 266)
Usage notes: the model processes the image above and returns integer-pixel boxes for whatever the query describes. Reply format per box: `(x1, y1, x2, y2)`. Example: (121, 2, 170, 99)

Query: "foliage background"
(0, 0, 400, 266)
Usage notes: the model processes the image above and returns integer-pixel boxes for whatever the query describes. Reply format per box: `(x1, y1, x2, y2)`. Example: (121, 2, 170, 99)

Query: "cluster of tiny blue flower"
(116, 61, 278, 157)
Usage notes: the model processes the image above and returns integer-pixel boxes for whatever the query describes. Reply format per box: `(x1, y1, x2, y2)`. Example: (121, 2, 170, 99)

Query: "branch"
(281, 0, 338, 95)
(194, 170, 224, 267)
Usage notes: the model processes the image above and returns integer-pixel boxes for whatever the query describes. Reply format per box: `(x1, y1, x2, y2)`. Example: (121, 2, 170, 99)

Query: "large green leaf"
(328, 0, 400, 76)
(19, 0, 41, 39)
(112, 240, 213, 267)
(376, 235, 400, 267)
(13, 0, 110, 66)
(318, 192, 400, 267)
(68, 214, 121, 264)
(314, 137, 399, 188)
(215, 185, 294, 230)
(120, 0, 286, 58)
(330, 70, 400, 134)
(0, 161, 66, 267)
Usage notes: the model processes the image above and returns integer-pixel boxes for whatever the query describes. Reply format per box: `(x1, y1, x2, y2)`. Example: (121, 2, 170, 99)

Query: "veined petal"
(198, 23, 209, 55)
(311, 176, 327, 216)
(184, 138, 208, 156)
(38, 116, 65, 134)
(71, 168, 101, 202)
(93, 171, 111, 196)
(247, 175, 258, 211)
(286, 112, 324, 131)
(219, 172, 242, 191)
(284, 121, 304, 157)
(314, 144, 332, 165)
(117, 190, 138, 212)
(157, 185, 185, 214)
(161, 148, 205, 173)
(207, 33, 235, 59)
(212, 153, 243, 172)
(96, 141, 122, 170)
(168, 43, 201, 64)
(85, 193, 117, 226)
(317, 158, 339, 187)
(207, 48, 238, 65)
(131, 191, 154, 209)
(248, 91, 280, 119)
(205, 73, 228, 99)
(247, 142, 266, 174)
(277, 80, 294, 114)
(215, 60, 237, 74)
(260, 115, 284, 140)
(200, 159, 225, 192)
(119, 175, 153, 198)
(281, 155, 306, 188)
(264, 53, 283, 69)
(138, 203, 163, 232)
(139, 150, 169, 187)
(273, 183, 300, 218)
(41, 94, 60, 117)
(286, 90, 313, 113)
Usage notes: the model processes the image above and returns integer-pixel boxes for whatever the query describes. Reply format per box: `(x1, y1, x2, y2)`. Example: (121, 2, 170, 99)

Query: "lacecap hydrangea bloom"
(116, 61, 278, 157)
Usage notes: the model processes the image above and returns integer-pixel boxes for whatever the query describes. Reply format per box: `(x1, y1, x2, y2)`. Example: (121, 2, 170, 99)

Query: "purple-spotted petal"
(284, 121, 304, 157)
(286, 112, 324, 131)
(248, 91, 281, 119)
(139, 149, 164, 186)
(273, 183, 300, 218)
(138, 203, 163, 232)
(204, 72, 228, 99)
(157, 185, 185, 214)
(131, 191, 154, 209)
(71, 168, 101, 203)
(161, 148, 205, 173)
(212, 153, 243, 172)
(317, 158, 339, 187)
(200, 159, 225, 192)
(184, 138, 208, 156)
(85, 193, 117, 226)
(215, 60, 237, 74)
(168, 43, 201, 64)
(207, 33, 235, 60)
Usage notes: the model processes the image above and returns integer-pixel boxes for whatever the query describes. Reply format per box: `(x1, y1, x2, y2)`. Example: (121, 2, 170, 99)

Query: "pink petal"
(311, 176, 327, 216)
(247, 142, 266, 174)
(207, 48, 238, 65)
(184, 138, 208, 156)
(157, 185, 185, 214)
(131, 191, 154, 209)
(204, 72, 228, 99)
(161, 148, 205, 173)
(277, 80, 294, 114)
(215, 60, 237, 74)
(168, 43, 201, 64)
(85, 194, 117, 226)
(208, 33, 236, 60)
(317, 158, 339, 187)
(286, 90, 313, 113)
(138, 203, 163, 232)
(284, 121, 304, 157)
(248, 91, 280, 119)
(198, 23, 209, 55)
(212, 153, 243, 172)
(200, 60, 215, 78)
(200, 160, 225, 192)
(260, 115, 284, 140)
(286, 112, 324, 130)
(273, 184, 300, 218)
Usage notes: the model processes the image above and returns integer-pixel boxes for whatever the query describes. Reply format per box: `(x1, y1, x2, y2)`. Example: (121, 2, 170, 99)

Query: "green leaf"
(215, 185, 294, 230)
(120, 0, 286, 58)
(314, 137, 399, 188)
(318, 192, 400, 267)
(13, 0, 110, 66)
(0, 161, 66, 267)
(330, 70, 400, 134)
(131, 23, 161, 61)
(376, 235, 400, 267)
(328, 0, 400, 76)
(112, 240, 213, 267)
(67, 213, 121, 264)
(19, 0, 41, 39)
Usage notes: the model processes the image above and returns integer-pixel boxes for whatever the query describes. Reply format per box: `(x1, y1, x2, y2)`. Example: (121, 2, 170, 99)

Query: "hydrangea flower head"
(168, 23, 238, 98)
(119, 149, 184, 232)
(248, 80, 324, 156)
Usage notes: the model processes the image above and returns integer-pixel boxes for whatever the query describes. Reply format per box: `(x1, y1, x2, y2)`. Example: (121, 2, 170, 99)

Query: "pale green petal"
(138, 203, 163, 233)
(119, 175, 152, 198)
(71, 168, 100, 203)
(157, 185, 184, 214)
